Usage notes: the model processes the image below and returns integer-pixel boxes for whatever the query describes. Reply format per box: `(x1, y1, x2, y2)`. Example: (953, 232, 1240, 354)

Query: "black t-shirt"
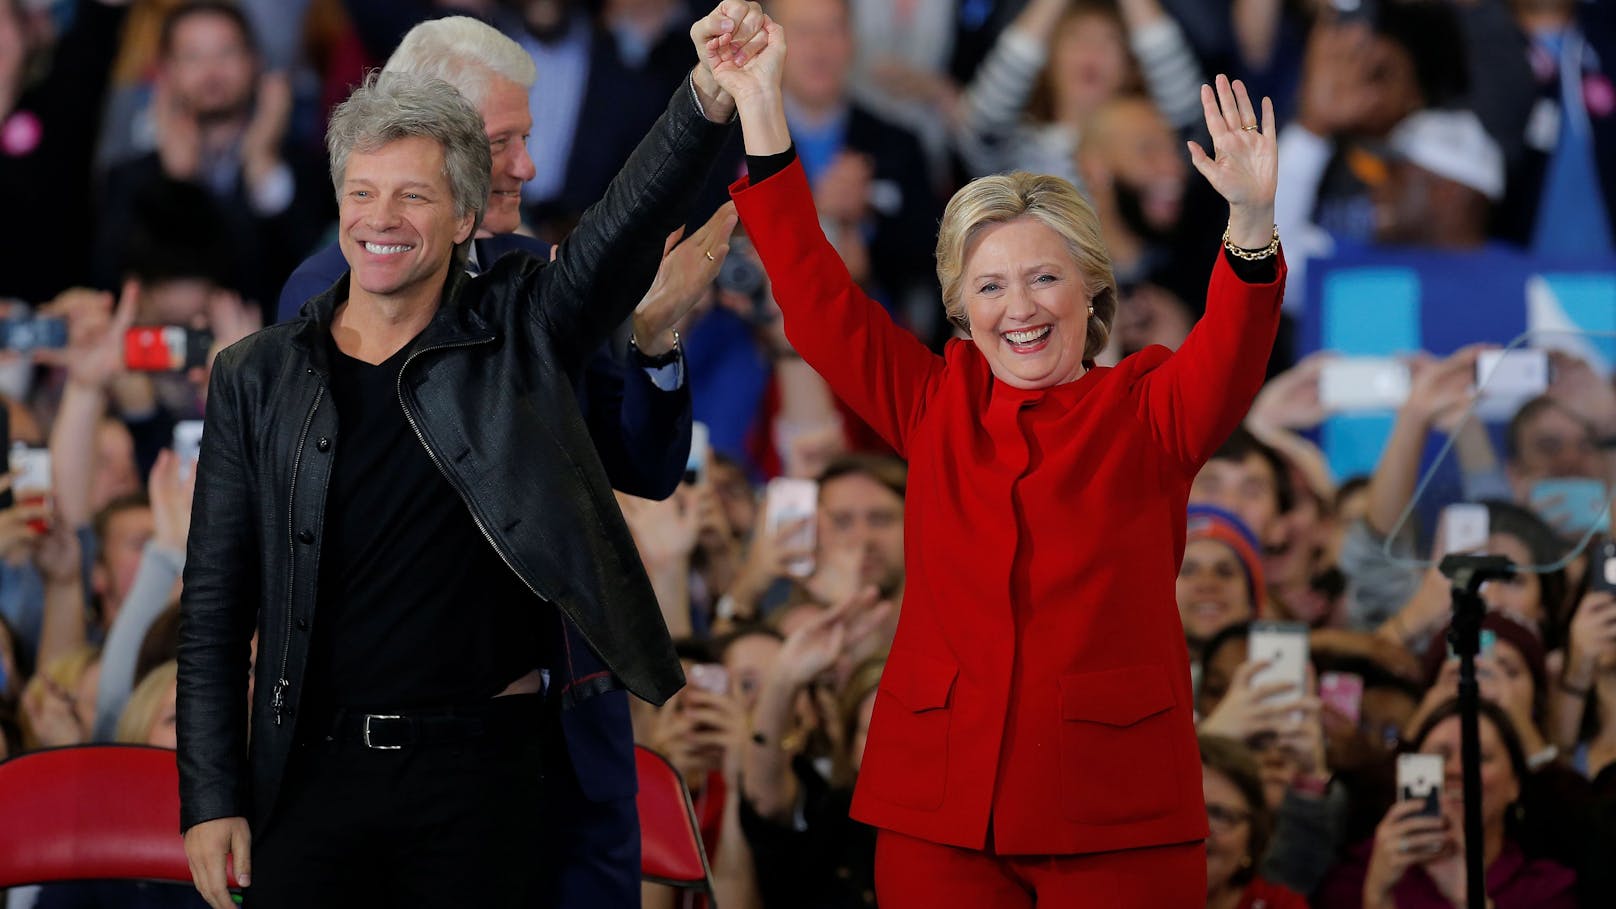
(301, 337, 545, 719)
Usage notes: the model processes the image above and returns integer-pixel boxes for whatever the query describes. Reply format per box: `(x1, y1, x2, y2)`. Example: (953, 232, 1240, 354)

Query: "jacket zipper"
(272, 385, 324, 725)
(395, 341, 539, 600)
(393, 341, 617, 675)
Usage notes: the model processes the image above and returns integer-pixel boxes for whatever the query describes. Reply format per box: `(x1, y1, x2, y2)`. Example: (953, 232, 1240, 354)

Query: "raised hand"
(149, 449, 198, 553)
(1197, 658, 1301, 742)
(241, 72, 292, 197)
(1363, 799, 1454, 904)
(706, 15, 786, 115)
(153, 75, 201, 181)
(36, 280, 139, 391)
(1248, 351, 1337, 432)
(689, 1, 768, 120)
(1405, 345, 1489, 434)
(1187, 75, 1277, 248)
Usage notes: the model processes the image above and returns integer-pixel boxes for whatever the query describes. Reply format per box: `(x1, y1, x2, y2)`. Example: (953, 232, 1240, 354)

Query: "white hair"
(383, 16, 536, 109)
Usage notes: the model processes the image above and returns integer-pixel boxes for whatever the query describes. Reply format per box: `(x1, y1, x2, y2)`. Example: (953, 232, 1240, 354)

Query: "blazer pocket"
(859, 651, 958, 811)
(1056, 664, 1184, 826)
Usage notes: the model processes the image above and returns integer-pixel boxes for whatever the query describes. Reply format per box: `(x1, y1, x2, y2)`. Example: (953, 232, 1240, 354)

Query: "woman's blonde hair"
(116, 660, 178, 746)
(18, 644, 101, 751)
(935, 171, 1117, 359)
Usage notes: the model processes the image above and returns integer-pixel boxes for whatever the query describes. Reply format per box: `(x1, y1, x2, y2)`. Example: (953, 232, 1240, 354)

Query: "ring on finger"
(1241, 124, 1260, 132)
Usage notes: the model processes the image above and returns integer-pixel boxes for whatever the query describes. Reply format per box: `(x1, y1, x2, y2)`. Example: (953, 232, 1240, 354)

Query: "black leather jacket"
(176, 86, 730, 832)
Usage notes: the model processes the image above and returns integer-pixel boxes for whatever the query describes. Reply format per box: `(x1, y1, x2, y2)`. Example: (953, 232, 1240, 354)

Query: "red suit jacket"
(732, 160, 1286, 855)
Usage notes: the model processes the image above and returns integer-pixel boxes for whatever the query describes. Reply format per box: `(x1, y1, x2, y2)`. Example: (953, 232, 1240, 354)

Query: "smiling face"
(961, 218, 1093, 390)
(478, 75, 535, 236)
(1178, 539, 1255, 646)
(337, 136, 476, 306)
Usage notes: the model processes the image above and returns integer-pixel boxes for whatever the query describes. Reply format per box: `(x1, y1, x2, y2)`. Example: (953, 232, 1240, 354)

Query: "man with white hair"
(178, 5, 766, 906)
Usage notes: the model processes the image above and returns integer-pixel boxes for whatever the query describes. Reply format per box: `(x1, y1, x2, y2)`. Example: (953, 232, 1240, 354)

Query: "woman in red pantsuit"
(700, 16, 1284, 908)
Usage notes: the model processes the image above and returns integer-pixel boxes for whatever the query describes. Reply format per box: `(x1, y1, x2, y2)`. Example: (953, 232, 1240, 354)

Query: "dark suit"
(276, 231, 691, 905)
(522, 26, 670, 239)
(1493, 4, 1616, 248)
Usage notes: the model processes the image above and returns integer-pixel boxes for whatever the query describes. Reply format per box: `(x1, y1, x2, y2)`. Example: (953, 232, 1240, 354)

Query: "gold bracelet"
(1223, 224, 1280, 261)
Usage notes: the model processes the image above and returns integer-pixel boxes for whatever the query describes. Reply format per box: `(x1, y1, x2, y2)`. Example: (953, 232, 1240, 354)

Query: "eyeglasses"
(1205, 803, 1252, 833)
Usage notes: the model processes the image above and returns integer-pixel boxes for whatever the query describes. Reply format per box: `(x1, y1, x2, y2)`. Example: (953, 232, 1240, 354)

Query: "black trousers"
(246, 707, 548, 908)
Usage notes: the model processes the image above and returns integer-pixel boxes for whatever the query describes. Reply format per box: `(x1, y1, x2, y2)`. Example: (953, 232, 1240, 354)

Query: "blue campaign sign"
(1297, 246, 1616, 480)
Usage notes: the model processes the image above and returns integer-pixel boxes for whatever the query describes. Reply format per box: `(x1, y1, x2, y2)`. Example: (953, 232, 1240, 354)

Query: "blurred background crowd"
(1, 0, 1615, 907)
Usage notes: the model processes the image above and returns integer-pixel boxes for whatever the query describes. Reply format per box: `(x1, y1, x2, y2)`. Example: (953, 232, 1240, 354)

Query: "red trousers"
(875, 829, 1206, 908)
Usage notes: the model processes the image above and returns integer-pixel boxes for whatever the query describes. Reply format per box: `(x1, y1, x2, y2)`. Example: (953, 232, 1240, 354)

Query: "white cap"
(1386, 109, 1506, 202)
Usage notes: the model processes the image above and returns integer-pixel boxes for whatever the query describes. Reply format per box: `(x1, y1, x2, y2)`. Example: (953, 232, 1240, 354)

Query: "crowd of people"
(1, 0, 1614, 907)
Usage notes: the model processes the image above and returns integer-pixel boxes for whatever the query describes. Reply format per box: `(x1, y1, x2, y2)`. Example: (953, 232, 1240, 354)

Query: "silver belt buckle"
(362, 714, 404, 750)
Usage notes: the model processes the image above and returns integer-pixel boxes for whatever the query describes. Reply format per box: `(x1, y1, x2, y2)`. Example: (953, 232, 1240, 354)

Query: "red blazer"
(731, 161, 1285, 855)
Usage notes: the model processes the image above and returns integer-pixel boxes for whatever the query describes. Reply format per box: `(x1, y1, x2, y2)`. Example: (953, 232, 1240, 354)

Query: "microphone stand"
(1437, 554, 1515, 909)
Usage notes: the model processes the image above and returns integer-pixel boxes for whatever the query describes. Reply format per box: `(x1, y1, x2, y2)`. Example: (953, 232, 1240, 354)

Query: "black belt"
(319, 694, 545, 750)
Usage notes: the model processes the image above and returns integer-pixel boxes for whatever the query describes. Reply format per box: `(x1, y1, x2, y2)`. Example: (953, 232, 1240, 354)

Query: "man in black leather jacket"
(175, 6, 762, 905)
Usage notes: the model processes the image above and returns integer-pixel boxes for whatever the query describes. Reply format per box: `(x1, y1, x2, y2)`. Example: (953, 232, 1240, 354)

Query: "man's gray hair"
(383, 16, 536, 109)
(326, 71, 493, 248)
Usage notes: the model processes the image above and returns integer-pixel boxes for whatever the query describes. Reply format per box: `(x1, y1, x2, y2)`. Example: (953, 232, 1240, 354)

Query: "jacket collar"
(290, 263, 494, 375)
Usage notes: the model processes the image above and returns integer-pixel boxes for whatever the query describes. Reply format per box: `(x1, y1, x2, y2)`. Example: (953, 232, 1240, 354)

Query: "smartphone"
(1319, 357, 1410, 412)
(1248, 621, 1309, 704)
(1528, 478, 1608, 537)
(8, 445, 50, 535)
(0, 315, 67, 352)
(1475, 349, 1550, 400)
(1397, 753, 1444, 818)
(684, 421, 710, 486)
(1438, 503, 1490, 556)
(763, 477, 818, 578)
(688, 662, 730, 696)
(1591, 540, 1616, 594)
(125, 326, 213, 372)
(173, 420, 205, 480)
(1319, 671, 1364, 725)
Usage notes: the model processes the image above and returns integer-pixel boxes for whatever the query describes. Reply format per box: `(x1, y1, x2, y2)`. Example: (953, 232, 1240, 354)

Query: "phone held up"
(125, 326, 212, 372)
(763, 477, 818, 578)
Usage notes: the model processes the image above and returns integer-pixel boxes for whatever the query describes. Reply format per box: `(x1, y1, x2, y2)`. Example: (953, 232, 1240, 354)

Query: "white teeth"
(1004, 326, 1051, 344)
(364, 242, 411, 255)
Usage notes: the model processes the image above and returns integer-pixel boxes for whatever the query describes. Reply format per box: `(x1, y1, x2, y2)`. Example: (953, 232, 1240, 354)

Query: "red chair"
(2, 742, 712, 900)
(635, 744, 716, 904)
(0, 745, 195, 887)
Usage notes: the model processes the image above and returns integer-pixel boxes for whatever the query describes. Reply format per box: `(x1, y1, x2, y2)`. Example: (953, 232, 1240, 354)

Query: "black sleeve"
(746, 146, 798, 183)
(1224, 245, 1279, 284)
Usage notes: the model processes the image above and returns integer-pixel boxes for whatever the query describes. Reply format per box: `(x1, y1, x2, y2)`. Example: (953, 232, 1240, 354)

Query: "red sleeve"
(1130, 247, 1287, 473)
(730, 160, 944, 458)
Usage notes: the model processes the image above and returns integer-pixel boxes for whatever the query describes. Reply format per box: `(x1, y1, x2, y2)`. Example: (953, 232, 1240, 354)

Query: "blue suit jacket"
(277, 234, 686, 803)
